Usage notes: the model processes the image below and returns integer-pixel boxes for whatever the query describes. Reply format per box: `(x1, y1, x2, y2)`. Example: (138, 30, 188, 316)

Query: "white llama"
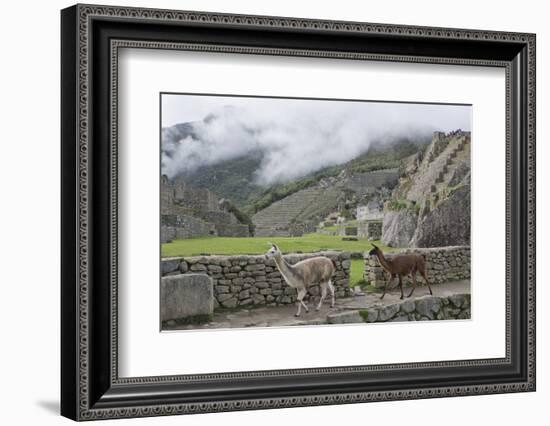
(265, 243, 335, 317)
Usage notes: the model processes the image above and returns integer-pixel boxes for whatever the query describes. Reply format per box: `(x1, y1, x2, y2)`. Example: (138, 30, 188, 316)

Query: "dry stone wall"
(364, 246, 470, 288)
(337, 226, 358, 236)
(161, 251, 353, 309)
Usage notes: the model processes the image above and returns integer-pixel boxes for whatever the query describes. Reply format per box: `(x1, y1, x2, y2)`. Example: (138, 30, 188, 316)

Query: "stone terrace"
(252, 187, 326, 237)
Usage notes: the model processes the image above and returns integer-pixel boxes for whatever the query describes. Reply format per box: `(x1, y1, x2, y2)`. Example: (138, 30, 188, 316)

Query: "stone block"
(207, 264, 223, 273)
(378, 304, 400, 321)
(415, 297, 441, 319)
(221, 297, 238, 308)
(160, 274, 213, 322)
(190, 263, 207, 272)
(252, 294, 265, 304)
(327, 311, 363, 324)
(400, 300, 416, 314)
(284, 287, 297, 295)
(217, 293, 234, 302)
(161, 258, 181, 276)
(360, 309, 378, 323)
(390, 315, 410, 322)
(245, 264, 266, 272)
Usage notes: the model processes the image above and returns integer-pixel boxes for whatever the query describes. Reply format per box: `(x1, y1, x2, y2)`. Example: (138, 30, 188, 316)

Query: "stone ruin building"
(161, 176, 250, 243)
(357, 200, 383, 222)
(356, 199, 384, 240)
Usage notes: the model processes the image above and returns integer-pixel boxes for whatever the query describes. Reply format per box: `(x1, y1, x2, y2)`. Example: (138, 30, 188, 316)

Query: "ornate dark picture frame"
(61, 4, 536, 421)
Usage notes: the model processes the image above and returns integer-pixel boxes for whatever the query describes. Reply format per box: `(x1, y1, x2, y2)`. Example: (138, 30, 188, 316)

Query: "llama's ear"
(272, 243, 279, 250)
(371, 243, 378, 249)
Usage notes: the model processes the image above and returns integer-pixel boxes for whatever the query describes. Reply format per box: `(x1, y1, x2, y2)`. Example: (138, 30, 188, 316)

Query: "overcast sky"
(161, 93, 471, 185)
(162, 93, 471, 129)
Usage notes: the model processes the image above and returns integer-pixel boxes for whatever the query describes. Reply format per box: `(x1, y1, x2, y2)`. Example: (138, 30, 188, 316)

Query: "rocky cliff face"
(381, 210, 418, 247)
(381, 130, 471, 248)
(410, 185, 470, 247)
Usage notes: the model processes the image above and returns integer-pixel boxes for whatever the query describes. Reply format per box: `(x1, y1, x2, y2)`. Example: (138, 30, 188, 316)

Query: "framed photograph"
(61, 4, 536, 421)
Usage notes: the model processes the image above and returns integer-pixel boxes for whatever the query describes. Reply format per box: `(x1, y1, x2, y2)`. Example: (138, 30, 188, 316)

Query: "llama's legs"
(407, 273, 418, 298)
(380, 275, 395, 300)
(316, 282, 328, 311)
(420, 269, 433, 295)
(295, 288, 308, 317)
(327, 280, 335, 308)
(398, 275, 404, 299)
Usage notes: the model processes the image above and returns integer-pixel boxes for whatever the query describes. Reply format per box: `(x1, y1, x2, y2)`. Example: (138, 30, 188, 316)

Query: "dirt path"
(163, 280, 470, 331)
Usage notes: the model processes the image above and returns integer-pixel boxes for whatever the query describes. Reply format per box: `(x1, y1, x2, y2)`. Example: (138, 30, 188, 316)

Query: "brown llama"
(368, 244, 433, 300)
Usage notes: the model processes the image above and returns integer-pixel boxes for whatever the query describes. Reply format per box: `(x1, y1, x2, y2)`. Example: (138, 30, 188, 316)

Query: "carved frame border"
(61, 3, 536, 421)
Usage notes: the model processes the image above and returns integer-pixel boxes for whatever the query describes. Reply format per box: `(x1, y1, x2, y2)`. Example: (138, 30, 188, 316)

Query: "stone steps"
(432, 137, 470, 193)
(432, 138, 469, 187)
(407, 134, 470, 202)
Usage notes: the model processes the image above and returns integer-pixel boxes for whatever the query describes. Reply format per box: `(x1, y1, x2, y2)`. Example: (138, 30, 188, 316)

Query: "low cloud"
(161, 97, 470, 186)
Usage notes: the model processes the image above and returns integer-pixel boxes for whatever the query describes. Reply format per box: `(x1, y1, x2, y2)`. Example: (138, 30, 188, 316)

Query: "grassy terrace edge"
(161, 234, 397, 288)
(161, 233, 393, 258)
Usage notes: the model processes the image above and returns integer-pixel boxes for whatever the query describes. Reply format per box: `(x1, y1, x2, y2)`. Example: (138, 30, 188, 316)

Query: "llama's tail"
(419, 254, 427, 269)
(415, 253, 427, 267)
(330, 258, 338, 275)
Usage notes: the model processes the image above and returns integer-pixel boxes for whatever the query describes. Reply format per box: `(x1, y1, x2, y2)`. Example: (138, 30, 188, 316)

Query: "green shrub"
(387, 199, 409, 211)
(359, 310, 370, 321)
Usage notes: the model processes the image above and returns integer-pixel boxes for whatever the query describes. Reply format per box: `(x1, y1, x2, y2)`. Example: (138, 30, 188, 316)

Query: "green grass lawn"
(348, 259, 383, 291)
(320, 220, 358, 233)
(162, 233, 392, 257)
(349, 258, 365, 287)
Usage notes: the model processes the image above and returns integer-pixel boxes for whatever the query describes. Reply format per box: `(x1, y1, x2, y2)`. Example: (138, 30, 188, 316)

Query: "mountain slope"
(252, 169, 399, 237)
(182, 151, 264, 208)
(162, 116, 430, 212)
